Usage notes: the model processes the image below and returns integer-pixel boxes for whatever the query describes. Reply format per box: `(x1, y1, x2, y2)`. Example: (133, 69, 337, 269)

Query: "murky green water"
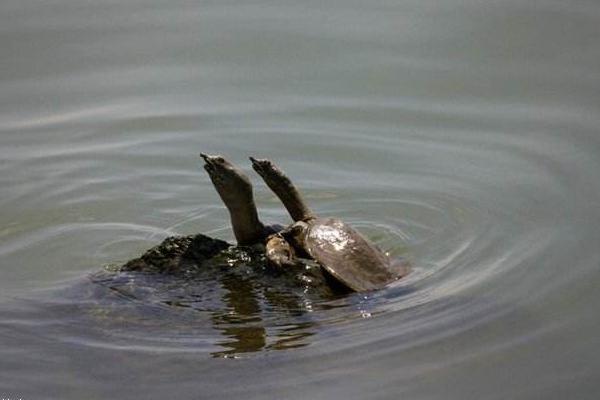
(1, 0, 599, 399)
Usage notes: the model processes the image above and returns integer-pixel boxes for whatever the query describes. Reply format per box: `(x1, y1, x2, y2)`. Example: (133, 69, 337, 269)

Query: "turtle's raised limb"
(201, 153, 268, 245)
(249, 157, 315, 222)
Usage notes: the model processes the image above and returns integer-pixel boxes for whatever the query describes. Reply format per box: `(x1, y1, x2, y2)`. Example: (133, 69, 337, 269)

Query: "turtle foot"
(249, 156, 273, 176)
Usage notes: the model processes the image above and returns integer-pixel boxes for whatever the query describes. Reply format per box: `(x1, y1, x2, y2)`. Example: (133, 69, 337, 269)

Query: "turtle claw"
(201, 153, 215, 173)
(249, 156, 262, 168)
(203, 163, 214, 174)
(250, 157, 275, 177)
(249, 156, 268, 165)
(201, 154, 230, 183)
(249, 156, 262, 173)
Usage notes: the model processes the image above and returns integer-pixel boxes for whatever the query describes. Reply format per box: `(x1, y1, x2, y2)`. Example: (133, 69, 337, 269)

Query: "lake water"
(1, 0, 599, 399)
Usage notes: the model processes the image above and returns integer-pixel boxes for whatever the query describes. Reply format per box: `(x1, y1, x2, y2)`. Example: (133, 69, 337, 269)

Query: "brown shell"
(304, 218, 398, 291)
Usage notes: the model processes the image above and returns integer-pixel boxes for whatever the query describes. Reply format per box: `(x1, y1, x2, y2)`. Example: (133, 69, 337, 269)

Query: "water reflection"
(91, 241, 321, 358)
(210, 272, 315, 358)
(211, 274, 266, 357)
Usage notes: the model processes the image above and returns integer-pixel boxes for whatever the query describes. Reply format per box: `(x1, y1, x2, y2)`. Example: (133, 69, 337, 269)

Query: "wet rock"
(121, 234, 230, 274)
(118, 233, 334, 295)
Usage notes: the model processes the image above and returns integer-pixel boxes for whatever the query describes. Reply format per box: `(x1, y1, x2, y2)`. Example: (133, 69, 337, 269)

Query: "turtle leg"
(201, 153, 269, 245)
(249, 157, 315, 222)
(265, 234, 303, 269)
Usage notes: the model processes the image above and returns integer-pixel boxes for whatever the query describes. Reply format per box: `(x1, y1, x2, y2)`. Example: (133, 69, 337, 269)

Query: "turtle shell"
(304, 218, 399, 291)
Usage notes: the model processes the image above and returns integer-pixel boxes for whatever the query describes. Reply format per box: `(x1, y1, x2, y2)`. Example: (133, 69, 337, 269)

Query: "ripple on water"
(3, 122, 589, 361)
(1, 118, 594, 371)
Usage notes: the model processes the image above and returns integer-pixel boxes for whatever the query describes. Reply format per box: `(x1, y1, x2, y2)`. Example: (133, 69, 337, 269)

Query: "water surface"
(1, 0, 599, 399)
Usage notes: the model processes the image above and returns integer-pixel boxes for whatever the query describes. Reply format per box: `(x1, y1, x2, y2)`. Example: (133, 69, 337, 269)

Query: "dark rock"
(121, 234, 231, 274)
(118, 233, 339, 297)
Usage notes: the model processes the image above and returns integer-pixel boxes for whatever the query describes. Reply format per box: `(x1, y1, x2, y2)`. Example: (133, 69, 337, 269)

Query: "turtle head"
(200, 153, 253, 206)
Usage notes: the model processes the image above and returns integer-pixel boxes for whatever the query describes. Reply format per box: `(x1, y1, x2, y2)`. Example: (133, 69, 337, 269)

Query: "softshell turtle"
(200, 153, 407, 292)
(250, 157, 408, 291)
(121, 154, 329, 295)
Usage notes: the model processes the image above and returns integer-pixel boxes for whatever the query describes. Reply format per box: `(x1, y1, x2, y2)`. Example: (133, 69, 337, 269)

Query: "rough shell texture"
(305, 218, 398, 291)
